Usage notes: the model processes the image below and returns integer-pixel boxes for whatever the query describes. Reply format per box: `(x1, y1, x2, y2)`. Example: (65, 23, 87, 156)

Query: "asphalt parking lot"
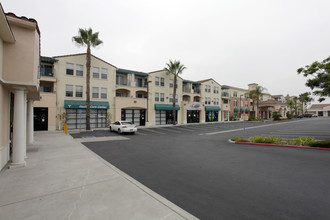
(83, 118, 330, 219)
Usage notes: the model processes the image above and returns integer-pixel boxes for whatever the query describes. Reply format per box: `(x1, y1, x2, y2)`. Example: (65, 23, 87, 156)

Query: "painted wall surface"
(200, 80, 222, 122)
(54, 54, 116, 129)
(0, 84, 10, 169)
(148, 70, 183, 125)
(3, 17, 39, 85)
(0, 39, 3, 78)
(34, 92, 57, 130)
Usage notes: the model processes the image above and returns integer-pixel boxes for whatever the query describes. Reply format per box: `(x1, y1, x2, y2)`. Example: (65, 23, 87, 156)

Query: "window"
(76, 64, 83, 76)
(101, 88, 107, 99)
(205, 85, 211, 93)
(169, 94, 178, 103)
(92, 87, 99, 98)
(160, 77, 165, 86)
(223, 99, 228, 104)
(116, 74, 127, 85)
(66, 63, 74, 75)
(66, 85, 73, 97)
(245, 101, 249, 107)
(155, 93, 159, 102)
(155, 77, 159, 86)
(40, 86, 52, 92)
(101, 68, 108, 79)
(76, 86, 83, 98)
(214, 98, 219, 105)
(169, 79, 173, 88)
(214, 87, 219, 94)
(93, 67, 99, 79)
(233, 91, 238, 97)
(136, 93, 143, 98)
(234, 100, 237, 107)
(160, 93, 165, 102)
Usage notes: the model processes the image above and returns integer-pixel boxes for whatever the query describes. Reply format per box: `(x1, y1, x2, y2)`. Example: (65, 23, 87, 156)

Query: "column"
(27, 100, 34, 145)
(10, 88, 26, 168)
(24, 92, 27, 158)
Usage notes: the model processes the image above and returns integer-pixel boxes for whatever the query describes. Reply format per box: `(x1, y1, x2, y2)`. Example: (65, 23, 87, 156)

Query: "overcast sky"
(2, 0, 330, 103)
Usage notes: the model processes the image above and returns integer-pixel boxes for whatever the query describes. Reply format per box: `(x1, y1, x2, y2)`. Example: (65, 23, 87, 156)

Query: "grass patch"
(250, 136, 282, 144)
(231, 136, 249, 142)
(309, 140, 330, 148)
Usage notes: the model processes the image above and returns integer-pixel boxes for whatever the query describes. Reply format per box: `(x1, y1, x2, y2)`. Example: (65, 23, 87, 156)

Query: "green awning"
(155, 104, 180, 111)
(268, 109, 272, 112)
(205, 106, 221, 111)
(117, 69, 148, 76)
(64, 100, 109, 109)
(245, 108, 250, 113)
(234, 107, 239, 113)
(183, 80, 201, 85)
(41, 56, 58, 63)
(240, 108, 245, 113)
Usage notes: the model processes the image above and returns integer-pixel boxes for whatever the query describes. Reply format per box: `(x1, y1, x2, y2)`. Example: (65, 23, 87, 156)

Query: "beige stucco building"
(307, 104, 330, 117)
(0, 7, 40, 170)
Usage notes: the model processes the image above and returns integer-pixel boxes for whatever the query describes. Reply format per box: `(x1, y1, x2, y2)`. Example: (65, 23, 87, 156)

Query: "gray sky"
(2, 0, 330, 103)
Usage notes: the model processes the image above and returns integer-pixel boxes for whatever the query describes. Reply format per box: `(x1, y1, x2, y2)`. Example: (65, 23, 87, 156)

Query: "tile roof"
(53, 53, 117, 68)
(309, 104, 330, 109)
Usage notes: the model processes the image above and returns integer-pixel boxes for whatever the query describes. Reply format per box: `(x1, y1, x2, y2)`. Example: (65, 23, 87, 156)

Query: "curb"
(234, 141, 330, 151)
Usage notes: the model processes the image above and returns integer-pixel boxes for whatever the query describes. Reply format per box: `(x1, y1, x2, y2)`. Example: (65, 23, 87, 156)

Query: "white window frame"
(155, 92, 159, 102)
(92, 87, 99, 98)
(160, 93, 165, 102)
(93, 67, 99, 79)
(155, 77, 160, 86)
(160, 77, 165, 86)
(76, 64, 83, 76)
(101, 68, 108, 79)
(75, 85, 83, 98)
(66, 85, 73, 97)
(66, 63, 74, 76)
(169, 79, 173, 88)
(101, 88, 107, 99)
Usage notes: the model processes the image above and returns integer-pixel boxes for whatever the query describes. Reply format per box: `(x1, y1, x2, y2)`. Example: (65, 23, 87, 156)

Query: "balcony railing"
(40, 71, 54, 77)
(183, 88, 191, 93)
(222, 92, 230, 97)
(193, 89, 200, 94)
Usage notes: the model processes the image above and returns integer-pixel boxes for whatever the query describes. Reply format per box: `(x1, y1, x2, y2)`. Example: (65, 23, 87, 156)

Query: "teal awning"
(41, 56, 58, 63)
(183, 80, 201, 85)
(205, 106, 221, 111)
(268, 109, 272, 112)
(155, 104, 180, 110)
(240, 108, 245, 113)
(234, 107, 239, 113)
(64, 100, 109, 109)
(245, 108, 250, 113)
(117, 69, 148, 76)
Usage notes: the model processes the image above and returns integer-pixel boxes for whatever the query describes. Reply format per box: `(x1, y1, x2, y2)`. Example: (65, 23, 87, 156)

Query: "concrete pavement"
(0, 131, 198, 220)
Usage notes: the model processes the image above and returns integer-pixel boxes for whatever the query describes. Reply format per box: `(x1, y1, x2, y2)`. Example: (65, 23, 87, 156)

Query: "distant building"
(307, 104, 330, 117)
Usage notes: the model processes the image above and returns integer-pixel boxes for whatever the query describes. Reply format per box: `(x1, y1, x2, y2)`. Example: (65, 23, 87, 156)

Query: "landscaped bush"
(248, 116, 264, 122)
(286, 112, 293, 119)
(231, 136, 249, 142)
(249, 136, 282, 144)
(292, 137, 315, 146)
(272, 111, 281, 120)
(309, 140, 330, 148)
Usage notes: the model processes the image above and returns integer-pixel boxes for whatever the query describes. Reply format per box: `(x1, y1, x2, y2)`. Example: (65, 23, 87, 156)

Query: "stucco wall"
(0, 84, 10, 169)
(34, 92, 57, 131)
(54, 54, 116, 129)
(3, 18, 39, 85)
(0, 39, 3, 78)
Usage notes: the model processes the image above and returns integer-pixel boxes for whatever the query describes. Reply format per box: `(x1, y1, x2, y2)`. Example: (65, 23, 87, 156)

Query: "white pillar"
(10, 88, 26, 168)
(27, 100, 34, 145)
(24, 92, 27, 158)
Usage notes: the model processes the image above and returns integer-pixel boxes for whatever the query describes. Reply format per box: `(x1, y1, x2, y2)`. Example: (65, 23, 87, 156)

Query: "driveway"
(83, 118, 330, 219)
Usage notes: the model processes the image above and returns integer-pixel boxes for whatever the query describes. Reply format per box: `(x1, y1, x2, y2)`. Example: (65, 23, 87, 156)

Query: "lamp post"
(146, 80, 152, 123)
(240, 95, 243, 120)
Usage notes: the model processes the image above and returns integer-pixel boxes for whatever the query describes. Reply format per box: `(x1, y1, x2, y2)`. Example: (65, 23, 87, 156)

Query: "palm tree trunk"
(172, 75, 177, 125)
(257, 98, 259, 119)
(86, 46, 91, 130)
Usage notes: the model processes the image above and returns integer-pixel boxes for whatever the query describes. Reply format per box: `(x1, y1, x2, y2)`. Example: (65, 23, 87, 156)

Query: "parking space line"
(142, 129, 166, 134)
(136, 131, 147, 135)
(175, 126, 195, 131)
(156, 127, 182, 133)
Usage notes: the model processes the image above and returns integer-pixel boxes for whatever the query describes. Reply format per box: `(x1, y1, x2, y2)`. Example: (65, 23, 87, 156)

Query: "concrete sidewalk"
(0, 131, 198, 220)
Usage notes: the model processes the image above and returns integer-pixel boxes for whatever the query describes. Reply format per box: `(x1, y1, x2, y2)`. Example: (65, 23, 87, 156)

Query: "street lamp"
(146, 80, 152, 123)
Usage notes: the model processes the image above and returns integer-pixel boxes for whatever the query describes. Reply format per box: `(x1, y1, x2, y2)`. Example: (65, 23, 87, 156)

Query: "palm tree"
(286, 99, 294, 114)
(247, 90, 257, 117)
(72, 28, 103, 130)
(249, 86, 266, 119)
(293, 96, 298, 114)
(164, 60, 186, 125)
(299, 92, 313, 115)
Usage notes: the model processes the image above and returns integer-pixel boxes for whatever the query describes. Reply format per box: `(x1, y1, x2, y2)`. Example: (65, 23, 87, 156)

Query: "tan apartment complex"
(0, 7, 40, 170)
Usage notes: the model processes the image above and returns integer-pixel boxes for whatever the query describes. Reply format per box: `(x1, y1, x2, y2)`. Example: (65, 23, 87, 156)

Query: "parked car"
(293, 115, 303, 119)
(303, 113, 313, 118)
(312, 114, 318, 117)
(110, 121, 137, 134)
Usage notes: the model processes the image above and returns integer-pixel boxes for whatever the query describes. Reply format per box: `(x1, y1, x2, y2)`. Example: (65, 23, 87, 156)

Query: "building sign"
(187, 103, 202, 111)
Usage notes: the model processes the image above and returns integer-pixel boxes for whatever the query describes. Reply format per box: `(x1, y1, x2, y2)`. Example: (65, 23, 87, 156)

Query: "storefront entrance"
(66, 109, 107, 129)
(34, 107, 48, 131)
(155, 110, 178, 125)
(121, 109, 145, 126)
(187, 110, 200, 123)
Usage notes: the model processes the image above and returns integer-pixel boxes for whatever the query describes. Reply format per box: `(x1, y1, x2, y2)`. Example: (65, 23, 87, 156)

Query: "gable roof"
(53, 53, 117, 68)
(309, 104, 330, 109)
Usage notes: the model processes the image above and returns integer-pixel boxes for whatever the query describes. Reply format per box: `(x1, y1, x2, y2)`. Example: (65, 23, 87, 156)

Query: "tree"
(164, 60, 186, 125)
(292, 96, 299, 114)
(297, 56, 330, 102)
(286, 99, 294, 114)
(299, 92, 313, 114)
(249, 86, 266, 119)
(72, 28, 103, 130)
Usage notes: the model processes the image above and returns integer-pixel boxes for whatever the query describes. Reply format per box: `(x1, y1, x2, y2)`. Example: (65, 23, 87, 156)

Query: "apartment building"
(33, 56, 58, 131)
(307, 104, 330, 117)
(0, 7, 40, 169)
(53, 53, 116, 130)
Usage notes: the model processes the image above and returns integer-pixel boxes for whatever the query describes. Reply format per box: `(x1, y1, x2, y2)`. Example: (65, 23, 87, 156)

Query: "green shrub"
(309, 140, 330, 148)
(250, 136, 265, 143)
(248, 116, 256, 121)
(231, 136, 249, 142)
(249, 136, 282, 144)
(286, 112, 293, 119)
(292, 137, 315, 146)
(272, 111, 281, 120)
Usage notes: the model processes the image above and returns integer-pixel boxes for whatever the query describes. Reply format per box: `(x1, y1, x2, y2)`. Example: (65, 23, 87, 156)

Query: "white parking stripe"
(203, 120, 306, 136)
(142, 129, 166, 134)
(156, 127, 182, 133)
